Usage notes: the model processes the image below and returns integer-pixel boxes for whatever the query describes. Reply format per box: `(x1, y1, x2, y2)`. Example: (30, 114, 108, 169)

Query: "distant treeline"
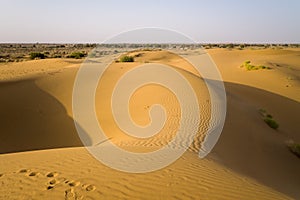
(1, 43, 299, 49)
(0, 43, 299, 63)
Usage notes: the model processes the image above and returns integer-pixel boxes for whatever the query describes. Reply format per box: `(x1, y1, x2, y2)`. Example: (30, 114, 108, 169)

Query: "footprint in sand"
(47, 185, 54, 190)
(82, 184, 96, 192)
(28, 172, 38, 177)
(64, 188, 84, 200)
(46, 178, 61, 190)
(13, 169, 95, 196)
(67, 180, 81, 187)
(65, 188, 83, 200)
(18, 169, 39, 177)
(46, 172, 58, 178)
(65, 188, 75, 199)
(19, 169, 29, 173)
(49, 179, 58, 185)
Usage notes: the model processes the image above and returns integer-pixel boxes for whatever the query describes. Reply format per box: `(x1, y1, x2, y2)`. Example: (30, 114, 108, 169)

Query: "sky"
(0, 0, 299, 43)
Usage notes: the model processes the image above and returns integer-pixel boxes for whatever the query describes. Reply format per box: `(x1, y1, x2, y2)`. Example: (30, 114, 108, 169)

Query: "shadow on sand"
(0, 78, 91, 154)
(210, 81, 300, 199)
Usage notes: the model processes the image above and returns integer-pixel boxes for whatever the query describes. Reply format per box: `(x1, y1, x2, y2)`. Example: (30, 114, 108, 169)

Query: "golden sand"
(0, 48, 299, 199)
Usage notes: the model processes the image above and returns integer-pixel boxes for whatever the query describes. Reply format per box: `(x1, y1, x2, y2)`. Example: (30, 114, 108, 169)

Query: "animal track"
(1, 168, 96, 197)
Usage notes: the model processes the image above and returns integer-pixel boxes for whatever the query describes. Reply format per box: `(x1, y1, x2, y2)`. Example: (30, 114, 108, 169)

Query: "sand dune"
(0, 59, 84, 154)
(208, 48, 300, 102)
(95, 50, 210, 153)
(0, 48, 299, 199)
(208, 48, 300, 198)
(0, 147, 290, 200)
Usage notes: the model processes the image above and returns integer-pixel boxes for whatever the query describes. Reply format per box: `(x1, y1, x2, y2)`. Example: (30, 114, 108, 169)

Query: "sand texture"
(0, 48, 300, 199)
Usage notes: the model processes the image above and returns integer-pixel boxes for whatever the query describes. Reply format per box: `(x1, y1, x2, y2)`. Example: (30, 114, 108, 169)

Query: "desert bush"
(119, 55, 134, 62)
(30, 52, 45, 59)
(266, 114, 273, 118)
(264, 117, 279, 129)
(226, 43, 234, 49)
(259, 109, 279, 130)
(67, 52, 86, 59)
(241, 61, 271, 70)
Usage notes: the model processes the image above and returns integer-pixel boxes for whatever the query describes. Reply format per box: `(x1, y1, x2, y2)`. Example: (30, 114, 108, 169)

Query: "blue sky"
(0, 0, 299, 43)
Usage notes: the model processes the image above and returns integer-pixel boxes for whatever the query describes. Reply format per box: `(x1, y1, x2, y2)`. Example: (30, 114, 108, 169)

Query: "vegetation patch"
(259, 109, 279, 130)
(67, 52, 86, 59)
(241, 60, 271, 70)
(118, 55, 134, 62)
(30, 52, 45, 59)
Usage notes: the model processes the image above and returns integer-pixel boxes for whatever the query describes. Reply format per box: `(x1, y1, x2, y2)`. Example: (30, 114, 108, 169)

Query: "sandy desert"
(0, 46, 300, 200)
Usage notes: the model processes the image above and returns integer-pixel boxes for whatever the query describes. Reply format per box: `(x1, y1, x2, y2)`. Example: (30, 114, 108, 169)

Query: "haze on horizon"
(1, 0, 299, 43)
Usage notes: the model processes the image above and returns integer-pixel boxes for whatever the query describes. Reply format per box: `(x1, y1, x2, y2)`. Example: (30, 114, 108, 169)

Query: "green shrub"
(246, 64, 257, 70)
(67, 52, 86, 59)
(226, 43, 234, 49)
(30, 52, 45, 59)
(264, 117, 279, 129)
(259, 109, 279, 130)
(266, 114, 273, 118)
(119, 55, 134, 62)
(241, 61, 271, 71)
